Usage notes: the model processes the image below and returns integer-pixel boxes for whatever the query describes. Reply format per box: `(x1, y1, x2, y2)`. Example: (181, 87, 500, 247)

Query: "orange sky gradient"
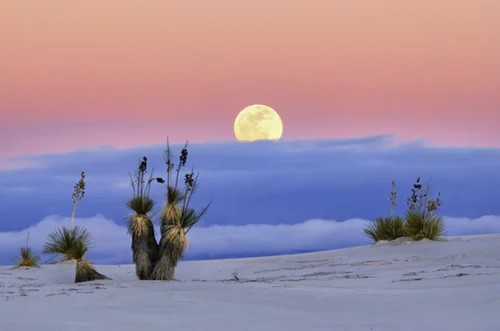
(1, 0, 499, 163)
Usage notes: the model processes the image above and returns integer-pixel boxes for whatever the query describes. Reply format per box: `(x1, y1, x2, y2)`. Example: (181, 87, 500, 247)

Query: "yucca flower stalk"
(151, 141, 209, 280)
(389, 180, 397, 218)
(70, 171, 86, 229)
(43, 226, 109, 282)
(126, 156, 162, 279)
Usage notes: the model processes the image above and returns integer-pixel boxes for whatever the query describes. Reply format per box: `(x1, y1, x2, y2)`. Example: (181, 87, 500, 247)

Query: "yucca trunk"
(130, 214, 158, 279)
(151, 225, 187, 280)
(150, 239, 176, 280)
(131, 232, 158, 280)
(150, 197, 186, 280)
(75, 259, 109, 283)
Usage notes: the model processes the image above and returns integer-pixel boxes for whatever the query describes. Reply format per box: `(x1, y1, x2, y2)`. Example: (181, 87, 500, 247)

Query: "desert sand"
(1, 234, 499, 331)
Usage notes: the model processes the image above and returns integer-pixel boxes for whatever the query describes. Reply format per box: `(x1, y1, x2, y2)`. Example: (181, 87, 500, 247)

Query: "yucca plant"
(150, 141, 209, 280)
(365, 180, 407, 242)
(15, 232, 40, 268)
(43, 172, 109, 283)
(126, 156, 162, 279)
(404, 177, 444, 240)
(17, 247, 40, 267)
(125, 142, 209, 280)
(16, 247, 40, 268)
(405, 210, 445, 240)
(364, 216, 407, 242)
(43, 226, 109, 282)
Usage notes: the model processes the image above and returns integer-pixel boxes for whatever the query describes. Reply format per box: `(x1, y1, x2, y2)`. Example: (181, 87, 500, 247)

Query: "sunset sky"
(0, 1, 499, 264)
(1, 0, 499, 164)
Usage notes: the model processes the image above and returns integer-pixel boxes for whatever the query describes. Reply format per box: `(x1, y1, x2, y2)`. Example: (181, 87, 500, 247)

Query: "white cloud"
(1, 214, 499, 265)
(444, 215, 500, 235)
(187, 218, 371, 259)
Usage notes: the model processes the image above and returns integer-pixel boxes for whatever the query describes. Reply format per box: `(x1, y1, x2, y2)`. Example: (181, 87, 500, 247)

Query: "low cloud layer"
(1, 136, 499, 233)
(1, 214, 499, 265)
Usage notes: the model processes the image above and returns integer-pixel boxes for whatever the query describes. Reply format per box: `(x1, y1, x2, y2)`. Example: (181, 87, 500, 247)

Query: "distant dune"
(1, 234, 499, 331)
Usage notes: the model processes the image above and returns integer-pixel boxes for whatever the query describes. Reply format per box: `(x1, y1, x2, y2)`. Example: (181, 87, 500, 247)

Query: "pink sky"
(1, 0, 499, 163)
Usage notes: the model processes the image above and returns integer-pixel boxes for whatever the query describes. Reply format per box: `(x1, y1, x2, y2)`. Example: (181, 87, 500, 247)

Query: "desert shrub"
(16, 246, 40, 268)
(364, 216, 407, 242)
(405, 210, 445, 240)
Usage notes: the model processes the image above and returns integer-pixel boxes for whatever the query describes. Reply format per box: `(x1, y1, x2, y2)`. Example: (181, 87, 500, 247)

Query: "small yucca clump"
(15, 233, 40, 268)
(405, 211, 445, 241)
(404, 177, 445, 240)
(365, 178, 445, 243)
(16, 247, 40, 268)
(43, 226, 109, 282)
(364, 216, 407, 242)
(365, 180, 407, 242)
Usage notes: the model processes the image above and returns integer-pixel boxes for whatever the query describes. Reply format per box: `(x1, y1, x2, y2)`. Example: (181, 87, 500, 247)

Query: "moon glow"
(234, 105, 283, 142)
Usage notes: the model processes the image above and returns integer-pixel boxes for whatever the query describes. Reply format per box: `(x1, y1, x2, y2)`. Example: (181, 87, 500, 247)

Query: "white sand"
(1, 234, 499, 331)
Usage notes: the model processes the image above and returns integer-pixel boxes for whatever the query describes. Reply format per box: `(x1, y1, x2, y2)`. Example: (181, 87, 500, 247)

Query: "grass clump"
(15, 233, 40, 268)
(405, 211, 445, 241)
(16, 247, 40, 268)
(364, 216, 406, 242)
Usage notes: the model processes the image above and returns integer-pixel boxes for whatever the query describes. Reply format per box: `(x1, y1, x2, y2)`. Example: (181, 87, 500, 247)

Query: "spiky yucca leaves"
(127, 156, 163, 279)
(43, 226, 109, 282)
(127, 196, 154, 219)
(364, 216, 407, 242)
(16, 247, 40, 268)
(405, 211, 445, 240)
(43, 226, 91, 260)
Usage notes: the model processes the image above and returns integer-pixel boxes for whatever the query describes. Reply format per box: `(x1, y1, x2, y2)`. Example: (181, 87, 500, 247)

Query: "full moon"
(234, 104, 283, 142)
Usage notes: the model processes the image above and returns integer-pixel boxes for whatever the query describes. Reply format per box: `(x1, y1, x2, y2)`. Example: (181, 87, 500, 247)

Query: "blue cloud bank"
(0, 136, 499, 264)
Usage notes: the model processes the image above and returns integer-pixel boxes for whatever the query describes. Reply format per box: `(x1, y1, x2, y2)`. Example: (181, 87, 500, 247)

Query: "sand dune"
(1, 234, 499, 331)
